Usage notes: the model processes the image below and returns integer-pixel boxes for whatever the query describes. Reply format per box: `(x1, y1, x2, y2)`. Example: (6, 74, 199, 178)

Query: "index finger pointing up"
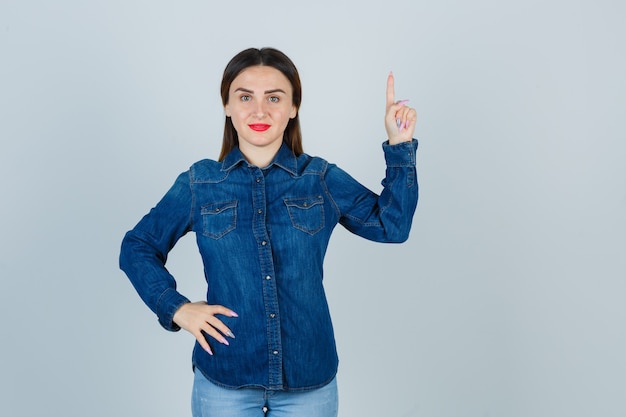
(386, 71, 395, 107)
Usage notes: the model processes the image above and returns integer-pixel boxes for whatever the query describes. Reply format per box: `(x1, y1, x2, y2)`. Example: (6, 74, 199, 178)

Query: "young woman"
(120, 47, 418, 417)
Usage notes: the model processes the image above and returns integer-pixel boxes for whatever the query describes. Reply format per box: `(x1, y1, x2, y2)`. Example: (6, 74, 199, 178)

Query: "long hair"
(218, 47, 303, 161)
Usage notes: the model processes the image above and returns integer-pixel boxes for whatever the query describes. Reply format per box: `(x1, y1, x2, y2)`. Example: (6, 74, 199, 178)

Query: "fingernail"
(226, 331, 235, 339)
(396, 117, 402, 128)
(230, 311, 239, 317)
(205, 347, 213, 355)
(397, 99, 410, 106)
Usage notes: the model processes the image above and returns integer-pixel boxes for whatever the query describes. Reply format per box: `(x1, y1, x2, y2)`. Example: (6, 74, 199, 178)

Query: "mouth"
(248, 123, 271, 132)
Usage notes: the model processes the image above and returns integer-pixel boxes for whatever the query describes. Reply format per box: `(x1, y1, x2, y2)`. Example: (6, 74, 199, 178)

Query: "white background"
(1, 1, 624, 416)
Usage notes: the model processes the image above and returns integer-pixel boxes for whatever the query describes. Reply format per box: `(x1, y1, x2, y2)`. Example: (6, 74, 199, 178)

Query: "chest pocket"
(284, 195, 324, 235)
(201, 200, 238, 239)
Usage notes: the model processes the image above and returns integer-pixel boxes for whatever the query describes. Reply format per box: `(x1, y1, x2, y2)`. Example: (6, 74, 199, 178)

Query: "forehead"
(230, 65, 292, 92)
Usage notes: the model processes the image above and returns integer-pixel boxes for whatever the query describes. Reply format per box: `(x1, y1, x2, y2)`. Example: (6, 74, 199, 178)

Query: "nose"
(253, 99, 267, 118)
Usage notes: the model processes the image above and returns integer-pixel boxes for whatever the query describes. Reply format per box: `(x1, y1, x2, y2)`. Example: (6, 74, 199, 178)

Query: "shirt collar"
(221, 142, 298, 176)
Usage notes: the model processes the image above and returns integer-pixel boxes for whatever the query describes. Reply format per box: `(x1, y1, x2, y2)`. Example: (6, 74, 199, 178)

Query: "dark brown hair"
(218, 47, 303, 161)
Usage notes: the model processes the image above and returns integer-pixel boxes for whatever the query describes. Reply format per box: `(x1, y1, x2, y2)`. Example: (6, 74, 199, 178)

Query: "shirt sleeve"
(325, 139, 419, 242)
(119, 171, 193, 331)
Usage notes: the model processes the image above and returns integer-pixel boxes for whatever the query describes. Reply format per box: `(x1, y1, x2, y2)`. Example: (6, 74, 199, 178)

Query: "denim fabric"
(192, 368, 338, 417)
(120, 139, 418, 391)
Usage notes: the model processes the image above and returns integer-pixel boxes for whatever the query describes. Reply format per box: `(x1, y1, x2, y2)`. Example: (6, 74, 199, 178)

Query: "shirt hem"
(192, 363, 338, 392)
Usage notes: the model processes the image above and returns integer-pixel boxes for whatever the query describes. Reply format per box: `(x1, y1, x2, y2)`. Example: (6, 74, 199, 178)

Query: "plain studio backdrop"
(1, 1, 624, 416)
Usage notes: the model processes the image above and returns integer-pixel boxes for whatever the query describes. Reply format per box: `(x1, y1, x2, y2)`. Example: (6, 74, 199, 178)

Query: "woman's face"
(225, 65, 297, 160)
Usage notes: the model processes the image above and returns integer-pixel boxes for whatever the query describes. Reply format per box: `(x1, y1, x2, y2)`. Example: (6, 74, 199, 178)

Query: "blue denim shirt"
(119, 139, 418, 391)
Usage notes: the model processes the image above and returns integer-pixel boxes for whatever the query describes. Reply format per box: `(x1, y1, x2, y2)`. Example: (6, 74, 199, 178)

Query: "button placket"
(250, 166, 283, 388)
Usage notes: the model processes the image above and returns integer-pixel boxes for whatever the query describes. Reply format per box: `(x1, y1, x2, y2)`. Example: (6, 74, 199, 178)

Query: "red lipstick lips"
(249, 124, 271, 132)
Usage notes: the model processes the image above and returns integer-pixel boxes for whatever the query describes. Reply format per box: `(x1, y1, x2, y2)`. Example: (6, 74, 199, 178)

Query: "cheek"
(230, 109, 246, 124)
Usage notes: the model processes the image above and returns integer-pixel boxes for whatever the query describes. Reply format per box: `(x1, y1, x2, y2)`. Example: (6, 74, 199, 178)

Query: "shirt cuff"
(382, 138, 418, 167)
(156, 288, 191, 332)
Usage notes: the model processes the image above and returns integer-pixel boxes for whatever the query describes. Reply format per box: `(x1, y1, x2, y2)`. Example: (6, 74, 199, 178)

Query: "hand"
(173, 301, 238, 355)
(385, 72, 417, 145)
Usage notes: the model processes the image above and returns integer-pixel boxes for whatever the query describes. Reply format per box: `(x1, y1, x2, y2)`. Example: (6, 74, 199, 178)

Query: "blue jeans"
(191, 368, 338, 417)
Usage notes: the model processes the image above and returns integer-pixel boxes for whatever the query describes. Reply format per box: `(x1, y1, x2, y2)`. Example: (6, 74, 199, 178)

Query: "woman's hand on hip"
(384, 72, 417, 145)
(173, 301, 238, 355)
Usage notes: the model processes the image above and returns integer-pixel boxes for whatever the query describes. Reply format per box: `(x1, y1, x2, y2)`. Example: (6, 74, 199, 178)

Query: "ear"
(290, 105, 297, 119)
(224, 105, 231, 117)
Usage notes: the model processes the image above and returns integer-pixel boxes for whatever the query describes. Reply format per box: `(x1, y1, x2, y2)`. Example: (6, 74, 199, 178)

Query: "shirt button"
(269, 313, 276, 318)
(257, 209, 263, 214)
(261, 241, 267, 246)
(273, 350, 279, 355)
(265, 275, 271, 280)
(256, 178, 261, 183)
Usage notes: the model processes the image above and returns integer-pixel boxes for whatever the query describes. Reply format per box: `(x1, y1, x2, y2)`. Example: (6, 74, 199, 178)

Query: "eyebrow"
(234, 87, 287, 95)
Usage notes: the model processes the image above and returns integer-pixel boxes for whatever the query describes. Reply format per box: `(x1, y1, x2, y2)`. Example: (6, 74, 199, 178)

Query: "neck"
(239, 142, 282, 168)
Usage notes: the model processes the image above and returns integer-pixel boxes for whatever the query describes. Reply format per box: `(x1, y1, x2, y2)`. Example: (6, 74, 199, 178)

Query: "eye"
(268, 96, 280, 103)
(240, 95, 252, 102)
